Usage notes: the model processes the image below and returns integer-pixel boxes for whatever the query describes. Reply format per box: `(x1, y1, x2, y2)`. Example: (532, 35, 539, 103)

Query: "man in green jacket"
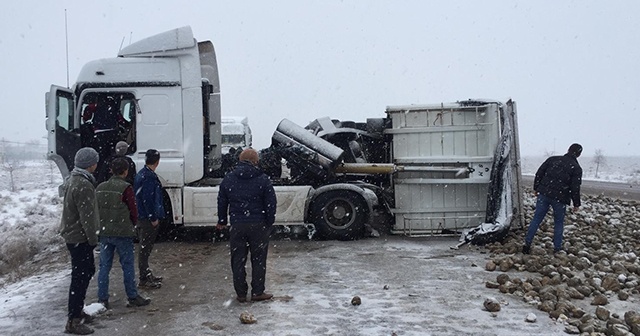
(96, 158, 151, 309)
(60, 147, 100, 335)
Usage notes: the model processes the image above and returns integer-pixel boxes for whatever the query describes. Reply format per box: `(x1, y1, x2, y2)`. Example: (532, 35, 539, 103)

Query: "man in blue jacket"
(523, 143, 583, 254)
(217, 148, 277, 302)
(134, 149, 165, 288)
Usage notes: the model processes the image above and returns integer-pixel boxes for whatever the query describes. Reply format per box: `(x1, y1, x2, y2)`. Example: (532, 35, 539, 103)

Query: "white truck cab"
(221, 116, 252, 154)
(46, 26, 314, 237)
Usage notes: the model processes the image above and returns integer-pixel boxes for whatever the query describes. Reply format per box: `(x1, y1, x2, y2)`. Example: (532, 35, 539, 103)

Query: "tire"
(310, 190, 368, 240)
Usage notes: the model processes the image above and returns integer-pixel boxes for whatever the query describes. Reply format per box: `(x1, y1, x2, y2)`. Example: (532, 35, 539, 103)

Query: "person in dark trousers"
(91, 95, 130, 184)
(96, 158, 151, 308)
(106, 141, 136, 185)
(217, 148, 277, 303)
(60, 147, 100, 335)
(134, 149, 165, 289)
(523, 143, 583, 254)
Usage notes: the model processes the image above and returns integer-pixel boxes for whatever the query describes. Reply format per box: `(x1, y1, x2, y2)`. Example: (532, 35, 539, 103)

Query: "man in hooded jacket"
(217, 148, 277, 302)
(523, 143, 583, 254)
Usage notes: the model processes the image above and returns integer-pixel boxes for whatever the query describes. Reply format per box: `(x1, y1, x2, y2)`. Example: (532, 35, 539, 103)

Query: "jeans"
(524, 194, 567, 251)
(67, 242, 95, 319)
(137, 219, 159, 281)
(229, 222, 272, 297)
(98, 236, 138, 301)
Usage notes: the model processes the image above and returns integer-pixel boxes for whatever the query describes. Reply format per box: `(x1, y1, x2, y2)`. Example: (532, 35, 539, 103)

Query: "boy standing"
(96, 158, 151, 308)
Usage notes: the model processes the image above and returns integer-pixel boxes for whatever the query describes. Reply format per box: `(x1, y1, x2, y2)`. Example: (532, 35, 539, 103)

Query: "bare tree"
(0, 138, 6, 164)
(593, 149, 606, 178)
(2, 158, 24, 192)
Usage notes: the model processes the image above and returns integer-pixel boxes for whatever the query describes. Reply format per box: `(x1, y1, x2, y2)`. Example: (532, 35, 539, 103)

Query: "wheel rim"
(322, 198, 356, 229)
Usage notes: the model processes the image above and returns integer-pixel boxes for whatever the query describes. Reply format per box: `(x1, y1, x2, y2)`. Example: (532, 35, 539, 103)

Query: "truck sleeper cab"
(46, 26, 368, 241)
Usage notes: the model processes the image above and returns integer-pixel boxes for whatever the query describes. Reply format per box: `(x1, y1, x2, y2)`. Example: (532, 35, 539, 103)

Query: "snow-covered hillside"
(521, 155, 640, 184)
(0, 160, 64, 286)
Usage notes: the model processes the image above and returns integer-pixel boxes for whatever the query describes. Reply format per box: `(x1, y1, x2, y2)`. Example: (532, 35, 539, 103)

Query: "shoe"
(138, 279, 162, 289)
(80, 311, 94, 324)
(65, 318, 94, 335)
(522, 244, 531, 255)
(554, 249, 566, 256)
(127, 295, 151, 307)
(148, 273, 163, 282)
(98, 300, 110, 310)
(251, 292, 273, 302)
(237, 296, 247, 303)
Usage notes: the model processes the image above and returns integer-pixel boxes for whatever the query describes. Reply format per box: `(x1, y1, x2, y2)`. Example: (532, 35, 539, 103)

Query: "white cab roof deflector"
(118, 26, 196, 57)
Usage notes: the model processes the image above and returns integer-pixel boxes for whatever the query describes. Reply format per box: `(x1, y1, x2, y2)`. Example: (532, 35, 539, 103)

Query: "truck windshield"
(79, 92, 137, 156)
(221, 134, 245, 145)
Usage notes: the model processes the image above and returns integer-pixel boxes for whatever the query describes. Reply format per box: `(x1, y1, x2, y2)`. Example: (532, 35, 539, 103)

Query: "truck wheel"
(311, 190, 367, 240)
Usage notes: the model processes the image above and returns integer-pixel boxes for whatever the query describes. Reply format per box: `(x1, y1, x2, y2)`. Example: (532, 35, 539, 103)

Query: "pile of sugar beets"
(483, 189, 640, 335)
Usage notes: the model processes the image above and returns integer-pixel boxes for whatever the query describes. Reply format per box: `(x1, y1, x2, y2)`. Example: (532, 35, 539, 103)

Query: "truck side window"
(56, 94, 74, 131)
(120, 99, 137, 154)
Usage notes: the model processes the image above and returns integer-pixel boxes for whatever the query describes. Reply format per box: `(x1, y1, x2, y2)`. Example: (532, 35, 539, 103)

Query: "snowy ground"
(0, 158, 638, 335)
(1, 236, 574, 336)
(0, 160, 64, 286)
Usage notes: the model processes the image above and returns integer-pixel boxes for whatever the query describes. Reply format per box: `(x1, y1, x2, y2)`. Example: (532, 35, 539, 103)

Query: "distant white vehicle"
(221, 116, 251, 154)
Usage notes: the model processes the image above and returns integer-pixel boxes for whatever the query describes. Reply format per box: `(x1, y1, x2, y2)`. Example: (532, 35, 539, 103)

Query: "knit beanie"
(115, 141, 129, 156)
(74, 147, 99, 169)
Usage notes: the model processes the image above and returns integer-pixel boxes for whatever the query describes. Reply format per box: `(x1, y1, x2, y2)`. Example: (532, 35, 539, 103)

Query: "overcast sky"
(1, 1, 639, 156)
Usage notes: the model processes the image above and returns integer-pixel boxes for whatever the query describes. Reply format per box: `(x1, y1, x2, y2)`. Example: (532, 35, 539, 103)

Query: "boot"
(65, 318, 94, 335)
(138, 278, 162, 289)
(127, 295, 151, 307)
(251, 292, 273, 302)
(148, 273, 163, 282)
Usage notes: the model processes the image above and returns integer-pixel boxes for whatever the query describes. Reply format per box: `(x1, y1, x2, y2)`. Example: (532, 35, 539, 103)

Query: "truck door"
(46, 85, 80, 179)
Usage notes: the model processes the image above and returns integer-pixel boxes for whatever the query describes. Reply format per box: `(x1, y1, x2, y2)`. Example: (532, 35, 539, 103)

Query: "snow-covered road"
(0, 237, 570, 336)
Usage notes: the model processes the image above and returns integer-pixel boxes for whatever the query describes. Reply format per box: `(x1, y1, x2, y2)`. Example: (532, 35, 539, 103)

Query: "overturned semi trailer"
(269, 99, 523, 244)
(386, 100, 523, 244)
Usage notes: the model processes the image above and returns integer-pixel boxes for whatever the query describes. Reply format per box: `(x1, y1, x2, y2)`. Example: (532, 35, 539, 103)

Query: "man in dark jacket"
(105, 141, 136, 185)
(134, 149, 165, 288)
(60, 147, 100, 335)
(92, 96, 128, 184)
(97, 158, 150, 308)
(523, 143, 583, 254)
(217, 148, 277, 302)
